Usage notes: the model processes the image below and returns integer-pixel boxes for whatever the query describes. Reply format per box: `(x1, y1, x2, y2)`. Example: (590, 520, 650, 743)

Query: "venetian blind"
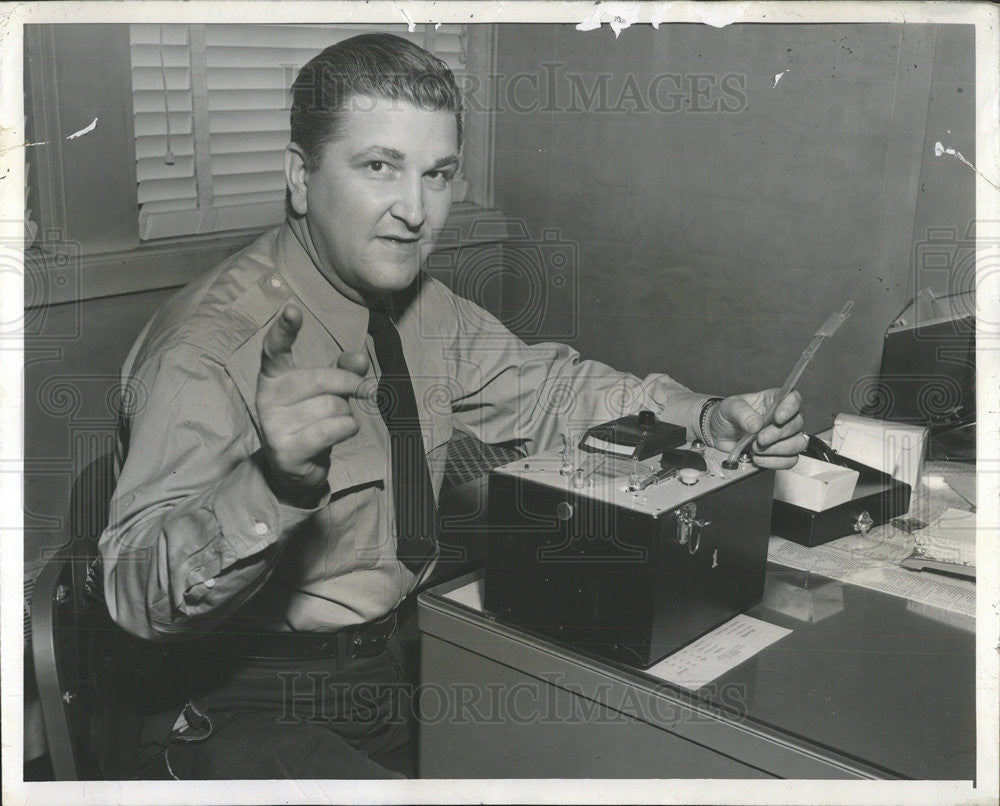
(130, 23, 468, 240)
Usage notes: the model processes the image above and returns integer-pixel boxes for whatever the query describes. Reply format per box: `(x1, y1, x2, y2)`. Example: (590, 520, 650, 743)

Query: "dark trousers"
(163, 634, 412, 779)
(94, 629, 415, 780)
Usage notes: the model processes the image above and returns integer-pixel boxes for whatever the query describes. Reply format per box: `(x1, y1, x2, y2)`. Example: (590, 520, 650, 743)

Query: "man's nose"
(390, 175, 426, 231)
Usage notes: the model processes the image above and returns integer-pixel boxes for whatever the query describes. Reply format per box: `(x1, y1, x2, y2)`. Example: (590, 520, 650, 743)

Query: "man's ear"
(285, 143, 309, 216)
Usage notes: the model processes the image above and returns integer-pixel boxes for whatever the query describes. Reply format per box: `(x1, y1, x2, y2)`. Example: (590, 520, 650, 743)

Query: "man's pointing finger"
(260, 304, 302, 379)
(336, 350, 370, 378)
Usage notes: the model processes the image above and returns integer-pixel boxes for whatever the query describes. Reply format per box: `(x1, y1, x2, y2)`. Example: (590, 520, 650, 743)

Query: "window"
(130, 24, 470, 240)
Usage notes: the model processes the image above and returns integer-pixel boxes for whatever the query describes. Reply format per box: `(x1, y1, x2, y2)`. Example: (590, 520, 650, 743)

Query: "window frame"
(25, 23, 498, 305)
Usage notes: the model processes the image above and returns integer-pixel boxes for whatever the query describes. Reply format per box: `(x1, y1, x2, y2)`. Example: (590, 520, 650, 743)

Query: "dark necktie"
(367, 304, 439, 573)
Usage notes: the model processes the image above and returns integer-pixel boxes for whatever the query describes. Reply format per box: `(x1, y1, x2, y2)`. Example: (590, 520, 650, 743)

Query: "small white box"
(831, 414, 926, 491)
(773, 455, 860, 512)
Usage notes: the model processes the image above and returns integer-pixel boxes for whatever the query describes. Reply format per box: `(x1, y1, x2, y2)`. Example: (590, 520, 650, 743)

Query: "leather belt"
(223, 610, 398, 660)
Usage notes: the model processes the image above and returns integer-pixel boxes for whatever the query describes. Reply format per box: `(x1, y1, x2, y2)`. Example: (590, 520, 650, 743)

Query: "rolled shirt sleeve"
(100, 343, 320, 639)
(439, 286, 711, 452)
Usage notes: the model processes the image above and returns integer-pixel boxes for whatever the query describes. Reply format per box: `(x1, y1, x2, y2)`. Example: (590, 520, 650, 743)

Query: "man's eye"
(367, 161, 385, 173)
(425, 170, 454, 186)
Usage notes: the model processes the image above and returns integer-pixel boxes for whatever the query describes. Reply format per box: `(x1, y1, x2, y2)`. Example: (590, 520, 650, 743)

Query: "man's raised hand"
(256, 303, 371, 507)
(708, 389, 808, 470)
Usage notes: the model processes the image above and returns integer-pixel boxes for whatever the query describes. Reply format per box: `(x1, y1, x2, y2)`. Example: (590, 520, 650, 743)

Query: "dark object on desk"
(484, 451, 775, 668)
(899, 553, 975, 580)
(771, 436, 911, 547)
(579, 411, 685, 460)
(863, 289, 974, 442)
(890, 516, 928, 534)
(928, 421, 976, 463)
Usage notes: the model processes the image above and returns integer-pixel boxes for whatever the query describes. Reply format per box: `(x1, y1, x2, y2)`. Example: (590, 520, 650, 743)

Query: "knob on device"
(679, 468, 700, 486)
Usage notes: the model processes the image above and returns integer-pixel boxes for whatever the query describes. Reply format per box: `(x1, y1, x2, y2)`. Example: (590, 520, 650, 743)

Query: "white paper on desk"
(934, 507, 977, 533)
(646, 615, 791, 691)
(768, 536, 975, 618)
(441, 578, 485, 611)
(831, 414, 927, 491)
(942, 473, 977, 508)
(916, 507, 976, 566)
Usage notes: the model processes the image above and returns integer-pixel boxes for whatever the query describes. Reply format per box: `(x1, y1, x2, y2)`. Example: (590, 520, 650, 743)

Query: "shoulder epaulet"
(233, 271, 294, 329)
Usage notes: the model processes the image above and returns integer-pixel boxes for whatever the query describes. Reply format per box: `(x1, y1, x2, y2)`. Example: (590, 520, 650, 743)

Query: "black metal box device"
(483, 449, 775, 668)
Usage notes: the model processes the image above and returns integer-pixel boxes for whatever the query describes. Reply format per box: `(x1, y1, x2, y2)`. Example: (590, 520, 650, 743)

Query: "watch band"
(699, 397, 724, 449)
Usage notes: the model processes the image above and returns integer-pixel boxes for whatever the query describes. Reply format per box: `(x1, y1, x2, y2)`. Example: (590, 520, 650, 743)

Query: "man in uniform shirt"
(99, 33, 807, 779)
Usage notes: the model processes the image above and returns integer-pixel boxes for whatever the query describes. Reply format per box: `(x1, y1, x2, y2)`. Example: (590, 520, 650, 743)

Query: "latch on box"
(853, 510, 874, 535)
(675, 502, 711, 555)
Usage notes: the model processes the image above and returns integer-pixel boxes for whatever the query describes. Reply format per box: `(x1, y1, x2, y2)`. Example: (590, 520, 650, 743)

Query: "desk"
(416, 464, 975, 779)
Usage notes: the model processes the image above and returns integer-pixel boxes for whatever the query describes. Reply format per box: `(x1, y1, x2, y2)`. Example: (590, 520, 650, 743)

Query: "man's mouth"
(379, 235, 421, 245)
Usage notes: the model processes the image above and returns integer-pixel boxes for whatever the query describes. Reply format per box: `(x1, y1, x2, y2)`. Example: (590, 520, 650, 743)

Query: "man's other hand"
(256, 303, 372, 506)
(708, 389, 807, 470)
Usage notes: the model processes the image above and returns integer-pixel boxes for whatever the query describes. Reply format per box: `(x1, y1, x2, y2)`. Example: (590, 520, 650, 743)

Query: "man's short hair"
(291, 32, 464, 170)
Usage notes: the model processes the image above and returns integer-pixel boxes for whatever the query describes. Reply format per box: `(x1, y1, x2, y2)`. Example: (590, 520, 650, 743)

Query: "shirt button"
(253, 521, 269, 536)
(270, 277, 282, 288)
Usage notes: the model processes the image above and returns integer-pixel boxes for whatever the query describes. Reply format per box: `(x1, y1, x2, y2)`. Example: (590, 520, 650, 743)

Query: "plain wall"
(23, 289, 176, 572)
(491, 23, 975, 430)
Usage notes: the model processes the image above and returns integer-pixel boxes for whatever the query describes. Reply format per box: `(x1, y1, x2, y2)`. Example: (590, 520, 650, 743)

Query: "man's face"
(287, 95, 459, 305)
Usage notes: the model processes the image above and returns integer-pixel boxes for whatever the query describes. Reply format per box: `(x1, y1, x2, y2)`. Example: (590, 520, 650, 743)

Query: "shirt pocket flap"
(327, 432, 385, 495)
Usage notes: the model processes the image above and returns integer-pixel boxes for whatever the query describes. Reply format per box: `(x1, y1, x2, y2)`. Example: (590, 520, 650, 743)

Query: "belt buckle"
(350, 610, 396, 659)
